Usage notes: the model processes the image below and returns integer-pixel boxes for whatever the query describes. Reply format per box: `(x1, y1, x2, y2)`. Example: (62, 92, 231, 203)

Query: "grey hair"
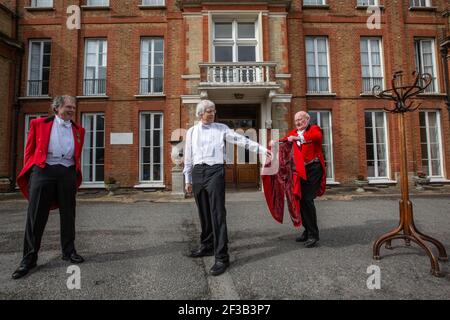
(196, 100, 215, 118)
(295, 111, 310, 120)
(51, 95, 77, 113)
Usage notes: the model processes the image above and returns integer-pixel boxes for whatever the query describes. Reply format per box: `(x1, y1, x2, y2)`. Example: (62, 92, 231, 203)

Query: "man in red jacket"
(12, 95, 85, 279)
(278, 111, 326, 248)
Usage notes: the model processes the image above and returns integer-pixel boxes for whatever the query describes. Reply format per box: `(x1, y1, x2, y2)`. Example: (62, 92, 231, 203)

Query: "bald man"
(278, 111, 326, 247)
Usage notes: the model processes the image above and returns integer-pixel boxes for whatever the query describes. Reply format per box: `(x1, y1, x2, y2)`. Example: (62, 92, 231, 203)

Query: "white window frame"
(81, 113, 105, 184)
(360, 37, 385, 93)
(365, 110, 391, 180)
(209, 12, 263, 63)
(30, 0, 53, 7)
(86, 0, 109, 6)
(357, 0, 379, 6)
(140, 37, 164, 95)
(309, 110, 335, 182)
(83, 38, 107, 96)
(303, 0, 327, 5)
(212, 18, 260, 63)
(141, 0, 165, 6)
(139, 112, 164, 183)
(27, 39, 51, 97)
(419, 110, 444, 178)
(414, 38, 439, 94)
(305, 36, 331, 94)
(410, 0, 432, 7)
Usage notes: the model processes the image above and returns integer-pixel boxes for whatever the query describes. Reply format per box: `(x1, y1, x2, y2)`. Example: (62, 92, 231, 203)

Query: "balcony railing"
(199, 62, 277, 86)
(362, 77, 384, 93)
(139, 78, 164, 95)
(83, 79, 106, 96)
(307, 76, 330, 94)
(28, 80, 49, 96)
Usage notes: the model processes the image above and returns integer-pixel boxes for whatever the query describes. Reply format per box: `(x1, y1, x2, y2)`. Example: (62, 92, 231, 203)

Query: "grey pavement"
(0, 192, 449, 300)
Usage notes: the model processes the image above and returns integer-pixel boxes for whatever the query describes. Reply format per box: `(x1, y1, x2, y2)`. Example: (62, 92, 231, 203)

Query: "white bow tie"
(56, 117, 72, 128)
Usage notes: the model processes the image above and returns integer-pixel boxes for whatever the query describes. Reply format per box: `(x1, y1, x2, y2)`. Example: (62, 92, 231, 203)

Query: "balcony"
(27, 80, 49, 97)
(199, 62, 278, 87)
(197, 62, 280, 100)
(140, 77, 164, 95)
(83, 79, 106, 96)
(362, 77, 384, 94)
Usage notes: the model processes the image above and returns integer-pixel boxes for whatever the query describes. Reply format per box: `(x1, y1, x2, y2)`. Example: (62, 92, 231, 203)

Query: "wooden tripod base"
(373, 199, 448, 277)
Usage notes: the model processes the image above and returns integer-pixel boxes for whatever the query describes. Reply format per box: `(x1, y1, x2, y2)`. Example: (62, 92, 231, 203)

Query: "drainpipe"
(9, 2, 24, 192)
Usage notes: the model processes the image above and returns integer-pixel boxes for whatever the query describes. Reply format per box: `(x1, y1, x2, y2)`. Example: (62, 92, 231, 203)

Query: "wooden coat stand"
(372, 71, 448, 277)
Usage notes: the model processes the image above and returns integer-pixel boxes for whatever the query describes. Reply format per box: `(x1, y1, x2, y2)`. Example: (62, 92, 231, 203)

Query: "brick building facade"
(1, 0, 449, 192)
(0, 0, 21, 192)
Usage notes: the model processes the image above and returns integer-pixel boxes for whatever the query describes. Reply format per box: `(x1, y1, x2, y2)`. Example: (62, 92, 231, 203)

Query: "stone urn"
(413, 173, 430, 191)
(105, 177, 119, 196)
(354, 176, 369, 193)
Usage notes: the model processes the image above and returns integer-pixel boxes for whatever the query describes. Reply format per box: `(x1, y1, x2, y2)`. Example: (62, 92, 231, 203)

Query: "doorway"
(216, 104, 260, 189)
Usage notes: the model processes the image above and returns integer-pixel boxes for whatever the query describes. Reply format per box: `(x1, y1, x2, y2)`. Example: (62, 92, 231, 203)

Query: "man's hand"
(185, 183, 193, 195)
(287, 136, 299, 142)
(266, 150, 273, 160)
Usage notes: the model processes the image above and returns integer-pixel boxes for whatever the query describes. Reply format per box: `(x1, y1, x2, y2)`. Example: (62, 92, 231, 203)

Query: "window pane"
(96, 148, 104, 164)
(237, 46, 256, 62)
(153, 147, 161, 163)
(142, 164, 151, 181)
(95, 165, 104, 182)
(143, 148, 150, 163)
(238, 23, 255, 39)
(153, 164, 161, 181)
(215, 46, 233, 62)
(215, 23, 232, 38)
(154, 115, 161, 129)
(154, 38, 164, 51)
(153, 130, 161, 147)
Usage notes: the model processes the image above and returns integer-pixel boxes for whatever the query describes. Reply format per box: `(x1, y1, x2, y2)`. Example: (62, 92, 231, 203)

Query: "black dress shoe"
(11, 263, 37, 280)
(304, 238, 319, 248)
(189, 247, 214, 258)
(210, 261, 230, 276)
(62, 252, 85, 264)
(295, 231, 308, 242)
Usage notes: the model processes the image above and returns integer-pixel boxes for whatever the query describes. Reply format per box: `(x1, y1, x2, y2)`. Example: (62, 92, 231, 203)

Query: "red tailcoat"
(279, 125, 327, 197)
(262, 125, 326, 227)
(17, 116, 85, 209)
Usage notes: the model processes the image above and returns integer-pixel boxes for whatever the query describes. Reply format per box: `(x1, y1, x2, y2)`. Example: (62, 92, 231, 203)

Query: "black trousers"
(21, 164, 77, 267)
(192, 164, 229, 263)
(300, 162, 323, 240)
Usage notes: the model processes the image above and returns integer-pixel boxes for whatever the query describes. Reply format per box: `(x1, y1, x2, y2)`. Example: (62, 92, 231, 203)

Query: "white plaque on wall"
(110, 133, 133, 145)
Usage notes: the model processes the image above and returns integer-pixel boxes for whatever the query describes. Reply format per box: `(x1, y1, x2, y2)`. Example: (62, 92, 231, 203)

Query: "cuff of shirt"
(185, 174, 192, 184)
(258, 146, 268, 154)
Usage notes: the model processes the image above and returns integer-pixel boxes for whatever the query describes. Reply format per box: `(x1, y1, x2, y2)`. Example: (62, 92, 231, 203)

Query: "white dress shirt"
(183, 122, 268, 184)
(296, 129, 306, 146)
(46, 116, 75, 167)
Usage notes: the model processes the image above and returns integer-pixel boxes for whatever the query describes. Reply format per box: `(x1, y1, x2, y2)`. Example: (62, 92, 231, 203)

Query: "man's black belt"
(305, 158, 320, 166)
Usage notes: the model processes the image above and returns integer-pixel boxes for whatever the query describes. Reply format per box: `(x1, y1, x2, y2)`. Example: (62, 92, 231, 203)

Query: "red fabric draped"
(261, 142, 304, 228)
